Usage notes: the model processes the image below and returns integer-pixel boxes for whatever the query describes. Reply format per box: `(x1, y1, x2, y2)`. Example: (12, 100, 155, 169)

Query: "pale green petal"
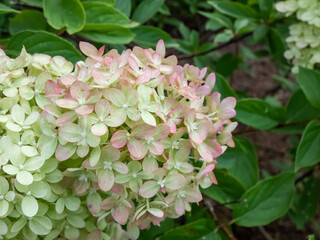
(2, 165, 19, 175)
(11, 104, 25, 125)
(21, 195, 38, 217)
(21, 146, 38, 157)
(16, 170, 33, 185)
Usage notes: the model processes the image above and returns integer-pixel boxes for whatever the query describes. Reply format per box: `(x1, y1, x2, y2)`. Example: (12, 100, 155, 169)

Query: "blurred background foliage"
(0, 0, 320, 239)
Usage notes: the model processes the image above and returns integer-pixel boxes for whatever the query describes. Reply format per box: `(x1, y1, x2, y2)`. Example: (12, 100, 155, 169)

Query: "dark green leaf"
(212, 73, 237, 99)
(201, 169, 247, 204)
(132, 26, 174, 48)
(235, 98, 279, 130)
(198, 11, 233, 29)
(43, 0, 85, 34)
(217, 137, 259, 188)
(287, 90, 320, 123)
(259, 0, 273, 16)
(159, 219, 221, 240)
(209, 1, 259, 19)
(268, 28, 286, 63)
(297, 67, 320, 109)
(7, 30, 84, 63)
(253, 24, 269, 42)
(295, 120, 320, 171)
(132, 0, 164, 24)
(82, 2, 137, 28)
(289, 177, 320, 229)
(114, 0, 131, 17)
(78, 25, 135, 44)
(0, 3, 19, 14)
(215, 54, 239, 78)
(20, 0, 43, 8)
(233, 173, 295, 227)
(9, 10, 47, 35)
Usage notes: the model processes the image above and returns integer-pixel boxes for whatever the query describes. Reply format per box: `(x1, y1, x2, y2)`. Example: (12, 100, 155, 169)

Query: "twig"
(178, 32, 252, 61)
(203, 197, 238, 240)
(295, 168, 315, 185)
(258, 226, 273, 240)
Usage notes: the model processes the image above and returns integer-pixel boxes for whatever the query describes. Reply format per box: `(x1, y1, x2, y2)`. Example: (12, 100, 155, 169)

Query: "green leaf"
(199, 11, 233, 29)
(78, 25, 134, 44)
(235, 98, 278, 130)
(212, 73, 237, 99)
(132, 0, 164, 24)
(295, 120, 320, 171)
(268, 28, 286, 63)
(209, 1, 259, 19)
(259, 0, 273, 16)
(289, 177, 320, 229)
(9, 10, 47, 35)
(0, 3, 19, 14)
(233, 172, 295, 227)
(43, 0, 85, 34)
(132, 26, 173, 48)
(114, 0, 131, 17)
(159, 219, 221, 240)
(286, 90, 320, 123)
(82, 2, 137, 28)
(217, 137, 259, 189)
(20, 0, 43, 8)
(21, 195, 38, 217)
(297, 67, 320, 109)
(253, 24, 269, 42)
(7, 30, 84, 63)
(29, 216, 52, 235)
(201, 169, 246, 204)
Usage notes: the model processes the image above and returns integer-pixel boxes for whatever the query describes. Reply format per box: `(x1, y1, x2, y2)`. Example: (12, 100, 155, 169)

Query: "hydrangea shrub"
(276, 0, 320, 73)
(0, 40, 237, 239)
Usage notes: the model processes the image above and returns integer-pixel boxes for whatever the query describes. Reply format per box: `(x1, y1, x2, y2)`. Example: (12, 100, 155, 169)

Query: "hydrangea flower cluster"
(276, 0, 320, 73)
(0, 40, 237, 239)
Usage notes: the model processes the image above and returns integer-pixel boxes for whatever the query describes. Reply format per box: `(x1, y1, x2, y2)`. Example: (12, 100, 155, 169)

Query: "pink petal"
(220, 97, 236, 109)
(110, 130, 128, 148)
(184, 188, 202, 203)
(56, 111, 77, 126)
(128, 138, 145, 160)
(55, 143, 76, 161)
(148, 141, 164, 155)
(206, 73, 216, 89)
(112, 205, 129, 225)
(55, 98, 79, 109)
(131, 123, 156, 139)
(97, 169, 114, 192)
(156, 39, 165, 58)
(128, 56, 139, 73)
(76, 104, 94, 115)
(175, 198, 185, 216)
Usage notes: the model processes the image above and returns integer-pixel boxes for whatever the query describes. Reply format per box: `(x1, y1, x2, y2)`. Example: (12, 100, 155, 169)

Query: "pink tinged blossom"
(139, 173, 185, 198)
(90, 99, 110, 136)
(197, 139, 222, 162)
(94, 145, 128, 192)
(208, 92, 236, 120)
(185, 109, 211, 145)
